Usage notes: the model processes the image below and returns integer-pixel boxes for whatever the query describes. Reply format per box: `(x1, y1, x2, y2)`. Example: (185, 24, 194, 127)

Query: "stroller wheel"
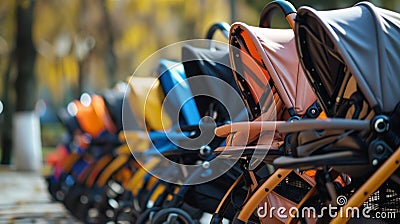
(115, 206, 141, 224)
(55, 190, 65, 201)
(136, 207, 162, 224)
(152, 208, 195, 224)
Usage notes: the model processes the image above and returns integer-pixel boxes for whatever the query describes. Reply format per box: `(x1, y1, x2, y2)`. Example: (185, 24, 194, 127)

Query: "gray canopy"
(295, 2, 400, 115)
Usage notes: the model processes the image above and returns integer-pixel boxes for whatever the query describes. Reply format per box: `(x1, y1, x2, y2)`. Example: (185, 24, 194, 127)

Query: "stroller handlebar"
(215, 119, 370, 137)
(259, 0, 296, 29)
(205, 22, 230, 40)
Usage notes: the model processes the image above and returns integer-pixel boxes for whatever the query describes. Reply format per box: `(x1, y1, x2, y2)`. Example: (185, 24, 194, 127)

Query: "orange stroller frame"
(211, 1, 326, 223)
(216, 119, 369, 223)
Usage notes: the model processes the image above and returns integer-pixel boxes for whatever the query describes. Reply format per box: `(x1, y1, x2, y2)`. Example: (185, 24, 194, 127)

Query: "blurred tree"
(100, 0, 117, 87)
(11, 0, 42, 171)
(0, 51, 14, 164)
(76, 0, 88, 97)
(0, 1, 15, 165)
(15, 0, 37, 111)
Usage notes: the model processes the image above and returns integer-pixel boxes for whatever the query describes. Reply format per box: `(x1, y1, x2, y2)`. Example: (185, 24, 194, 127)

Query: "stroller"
(67, 64, 199, 223)
(93, 53, 226, 223)
(49, 72, 185, 223)
(100, 59, 206, 223)
(67, 86, 141, 223)
(45, 87, 128, 222)
(86, 74, 180, 223)
(271, 1, 400, 223)
(134, 22, 248, 224)
(210, 1, 335, 223)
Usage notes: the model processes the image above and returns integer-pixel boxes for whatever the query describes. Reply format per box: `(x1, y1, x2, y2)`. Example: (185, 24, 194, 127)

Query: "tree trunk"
(1, 51, 14, 165)
(15, 0, 37, 111)
(75, 0, 88, 98)
(13, 0, 42, 171)
(100, 0, 117, 87)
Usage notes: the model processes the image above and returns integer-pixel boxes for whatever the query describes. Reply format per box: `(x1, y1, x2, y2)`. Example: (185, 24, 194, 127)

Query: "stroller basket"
(363, 178, 400, 223)
(273, 171, 313, 204)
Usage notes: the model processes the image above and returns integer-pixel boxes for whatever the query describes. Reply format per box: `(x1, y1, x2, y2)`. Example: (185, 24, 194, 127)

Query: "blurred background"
(0, 0, 399, 167)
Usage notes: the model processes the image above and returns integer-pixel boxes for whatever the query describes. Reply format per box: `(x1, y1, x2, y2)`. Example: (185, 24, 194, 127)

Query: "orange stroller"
(211, 1, 325, 223)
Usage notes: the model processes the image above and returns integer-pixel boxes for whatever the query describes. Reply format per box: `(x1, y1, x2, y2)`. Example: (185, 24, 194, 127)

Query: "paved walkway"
(0, 168, 80, 224)
(0, 168, 221, 223)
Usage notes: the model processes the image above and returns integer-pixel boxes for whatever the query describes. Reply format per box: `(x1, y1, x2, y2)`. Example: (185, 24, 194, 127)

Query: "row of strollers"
(46, 1, 400, 223)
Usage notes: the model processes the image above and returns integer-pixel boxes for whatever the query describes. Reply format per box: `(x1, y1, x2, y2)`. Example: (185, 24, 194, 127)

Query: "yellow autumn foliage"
(0, 0, 259, 107)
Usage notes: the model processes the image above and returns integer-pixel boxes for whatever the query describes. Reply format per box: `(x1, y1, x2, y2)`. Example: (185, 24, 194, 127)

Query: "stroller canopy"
(296, 2, 400, 115)
(229, 22, 316, 120)
(157, 59, 201, 126)
(182, 44, 245, 122)
(73, 95, 116, 137)
(127, 77, 172, 131)
(102, 84, 126, 132)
